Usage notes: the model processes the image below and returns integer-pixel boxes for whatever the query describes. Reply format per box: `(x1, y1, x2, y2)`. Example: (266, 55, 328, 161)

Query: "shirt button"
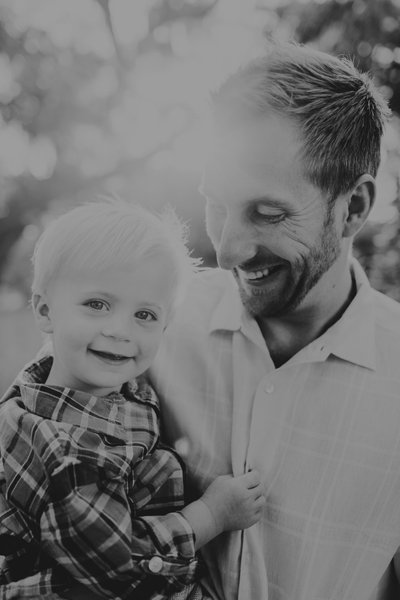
(148, 556, 163, 573)
(265, 383, 274, 394)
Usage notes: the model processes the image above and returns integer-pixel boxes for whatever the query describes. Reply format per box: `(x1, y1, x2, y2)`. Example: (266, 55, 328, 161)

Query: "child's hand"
(200, 470, 265, 533)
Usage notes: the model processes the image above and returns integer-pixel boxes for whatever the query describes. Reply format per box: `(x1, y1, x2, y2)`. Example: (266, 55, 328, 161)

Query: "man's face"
(201, 114, 344, 319)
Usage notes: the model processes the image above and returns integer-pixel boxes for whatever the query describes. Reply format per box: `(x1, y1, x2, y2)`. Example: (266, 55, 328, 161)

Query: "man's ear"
(342, 174, 376, 238)
(32, 293, 53, 334)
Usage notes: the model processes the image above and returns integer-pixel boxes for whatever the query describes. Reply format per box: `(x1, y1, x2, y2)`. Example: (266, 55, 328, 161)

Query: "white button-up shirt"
(150, 260, 400, 600)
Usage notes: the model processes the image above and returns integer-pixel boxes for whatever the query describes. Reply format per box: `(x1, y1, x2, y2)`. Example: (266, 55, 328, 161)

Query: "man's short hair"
(212, 41, 391, 200)
(31, 197, 198, 311)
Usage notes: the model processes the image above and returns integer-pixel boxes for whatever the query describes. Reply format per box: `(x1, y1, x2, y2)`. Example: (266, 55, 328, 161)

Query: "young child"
(0, 199, 265, 600)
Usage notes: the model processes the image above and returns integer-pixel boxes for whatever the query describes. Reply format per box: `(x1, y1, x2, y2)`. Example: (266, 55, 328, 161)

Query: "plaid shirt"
(0, 356, 199, 600)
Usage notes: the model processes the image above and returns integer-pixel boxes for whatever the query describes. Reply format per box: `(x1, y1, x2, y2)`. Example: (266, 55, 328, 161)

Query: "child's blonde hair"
(32, 197, 199, 312)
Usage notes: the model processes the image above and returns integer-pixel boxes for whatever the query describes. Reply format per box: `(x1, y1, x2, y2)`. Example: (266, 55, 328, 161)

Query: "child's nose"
(101, 314, 133, 341)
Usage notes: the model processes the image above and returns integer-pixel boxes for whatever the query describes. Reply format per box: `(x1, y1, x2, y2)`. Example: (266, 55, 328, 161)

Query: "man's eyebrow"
(249, 196, 288, 208)
(197, 185, 288, 208)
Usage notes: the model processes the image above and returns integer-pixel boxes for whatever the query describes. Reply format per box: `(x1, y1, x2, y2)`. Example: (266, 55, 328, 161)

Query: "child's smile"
(88, 348, 134, 365)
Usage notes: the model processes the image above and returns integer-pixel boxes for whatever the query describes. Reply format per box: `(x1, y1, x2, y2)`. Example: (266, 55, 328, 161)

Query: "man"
(150, 42, 400, 599)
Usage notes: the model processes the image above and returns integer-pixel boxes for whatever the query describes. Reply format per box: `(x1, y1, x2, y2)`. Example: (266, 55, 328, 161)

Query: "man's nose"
(216, 219, 258, 270)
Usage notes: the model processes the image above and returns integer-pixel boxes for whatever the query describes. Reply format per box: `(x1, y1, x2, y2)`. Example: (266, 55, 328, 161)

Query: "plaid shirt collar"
(15, 354, 138, 394)
(3, 355, 159, 443)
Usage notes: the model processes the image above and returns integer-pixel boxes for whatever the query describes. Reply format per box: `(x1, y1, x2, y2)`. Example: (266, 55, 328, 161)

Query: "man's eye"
(135, 310, 157, 322)
(255, 206, 285, 223)
(86, 300, 108, 311)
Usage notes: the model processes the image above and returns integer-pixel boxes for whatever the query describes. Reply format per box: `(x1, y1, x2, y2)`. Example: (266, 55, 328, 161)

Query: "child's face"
(35, 254, 175, 396)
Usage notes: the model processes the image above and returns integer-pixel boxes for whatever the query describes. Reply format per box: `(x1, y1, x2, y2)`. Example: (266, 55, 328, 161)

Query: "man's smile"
(235, 264, 285, 286)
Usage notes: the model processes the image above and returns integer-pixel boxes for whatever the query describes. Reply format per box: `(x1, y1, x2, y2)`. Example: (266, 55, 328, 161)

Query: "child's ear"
(32, 293, 53, 334)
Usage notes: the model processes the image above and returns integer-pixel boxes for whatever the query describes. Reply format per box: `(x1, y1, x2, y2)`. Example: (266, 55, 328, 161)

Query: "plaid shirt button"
(148, 556, 163, 573)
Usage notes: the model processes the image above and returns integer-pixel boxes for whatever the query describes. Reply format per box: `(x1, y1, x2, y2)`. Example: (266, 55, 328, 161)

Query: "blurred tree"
(0, 0, 400, 302)
(275, 0, 400, 111)
(0, 0, 270, 297)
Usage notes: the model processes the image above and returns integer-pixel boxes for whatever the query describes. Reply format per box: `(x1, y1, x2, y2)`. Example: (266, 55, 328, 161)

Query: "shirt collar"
(209, 260, 376, 370)
(322, 260, 376, 370)
(4, 354, 145, 439)
(209, 272, 243, 332)
(0, 353, 53, 407)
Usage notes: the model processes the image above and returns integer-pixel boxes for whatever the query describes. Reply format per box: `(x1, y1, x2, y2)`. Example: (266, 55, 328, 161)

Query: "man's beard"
(237, 209, 342, 319)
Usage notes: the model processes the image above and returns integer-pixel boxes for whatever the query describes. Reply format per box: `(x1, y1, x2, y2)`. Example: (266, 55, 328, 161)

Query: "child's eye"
(135, 310, 157, 322)
(85, 300, 109, 311)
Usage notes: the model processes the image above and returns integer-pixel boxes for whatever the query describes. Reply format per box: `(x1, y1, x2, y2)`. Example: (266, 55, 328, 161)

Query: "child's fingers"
(240, 468, 261, 488)
(249, 487, 265, 502)
(254, 495, 266, 510)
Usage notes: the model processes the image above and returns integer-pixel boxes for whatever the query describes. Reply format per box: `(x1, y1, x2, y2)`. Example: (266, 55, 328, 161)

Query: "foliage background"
(1, 0, 400, 394)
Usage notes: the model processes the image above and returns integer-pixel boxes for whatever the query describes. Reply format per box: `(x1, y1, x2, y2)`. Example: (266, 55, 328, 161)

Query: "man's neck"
(257, 265, 356, 368)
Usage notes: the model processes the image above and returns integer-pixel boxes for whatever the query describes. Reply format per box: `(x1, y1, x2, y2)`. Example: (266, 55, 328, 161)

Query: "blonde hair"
(32, 197, 200, 311)
(212, 40, 391, 200)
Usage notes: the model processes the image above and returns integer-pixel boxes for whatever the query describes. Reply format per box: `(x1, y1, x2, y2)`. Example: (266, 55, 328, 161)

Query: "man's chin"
(239, 289, 282, 319)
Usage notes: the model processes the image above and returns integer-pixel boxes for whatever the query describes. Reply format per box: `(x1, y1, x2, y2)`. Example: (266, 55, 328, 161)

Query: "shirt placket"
(230, 326, 275, 599)
(235, 340, 331, 600)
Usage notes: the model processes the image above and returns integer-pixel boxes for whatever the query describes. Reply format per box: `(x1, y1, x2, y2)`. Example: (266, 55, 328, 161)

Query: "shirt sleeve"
(0, 401, 198, 600)
(39, 457, 198, 599)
